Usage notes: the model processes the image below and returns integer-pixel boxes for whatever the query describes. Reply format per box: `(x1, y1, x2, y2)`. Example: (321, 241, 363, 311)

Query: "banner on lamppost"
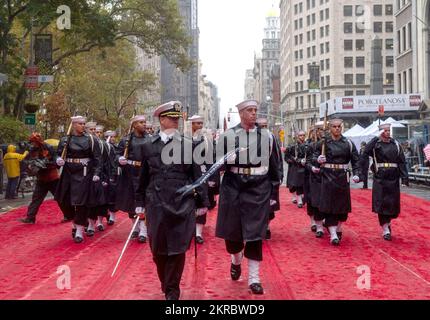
(34, 34, 53, 82)
(308, 64, 320, 93)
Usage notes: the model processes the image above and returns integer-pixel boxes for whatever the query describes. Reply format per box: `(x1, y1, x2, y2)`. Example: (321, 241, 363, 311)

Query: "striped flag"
(424, 144, 430, 161)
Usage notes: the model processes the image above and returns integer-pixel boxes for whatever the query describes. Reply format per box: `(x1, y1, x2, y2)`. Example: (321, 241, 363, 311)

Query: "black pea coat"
(55, 134, 102, 207)
(284, 142, 306, 191)
(312, 136, 360, 215)
(115, 133, 148, 213)
(359, 137, 408, 216)
(136, 132, 209, 256)
(215, 124, 281, 242)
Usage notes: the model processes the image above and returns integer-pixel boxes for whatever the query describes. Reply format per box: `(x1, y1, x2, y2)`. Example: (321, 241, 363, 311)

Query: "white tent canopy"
(343, 124, 364, 137)
(346, 117, 405, 151)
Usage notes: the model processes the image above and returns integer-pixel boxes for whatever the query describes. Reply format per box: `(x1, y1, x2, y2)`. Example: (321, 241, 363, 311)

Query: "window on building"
(320, 43, 324, 54)
(307, 15, 311, 26)
(307, 0, 310, 10)
(295, 82, 299, 92)
(321, 76, 325, 87)
(356, 90, 366, 96)
(294, 35, 298, 45)
(386, 89, 395, 94)
(356, 56, 365, 68)
(386, 73, 394, 85)
(300, 96, 304, 108)
(356, 74, 365, 85)
(397, 30, 401, 53)
(344, 57, 353, 68)
(307, 31, 311, 41)
(307, 47, 311, 58)
(408, 22, 412, 49)
(294, 20, 298, 30)
(296, 97, 299, 108)
(312, 46, 316, 56)
(326, 42, 329, 52)
(344, 5, 353, 16)
(409, 68, 413, 93)
(344, 74, 354, 85)
(300, 81, 304, 91)
(320, 27, 324, 37)
(356, 23, 364, 33)
(326, 75, 330, 86)
(386, 22, 393, 33)
(398, 73, 402, 93)
(294, 4, 298, 15)
(312, 0, 315, 8)
(300, 65, 303, 75)
(356, 5, 364, 16)
(325, 25, 329, 36)
(344, 39, 353, 50)
(402, 26, 407, 51)
(325, 8, 329, 19)
(344, 22, 353, 33)
(312, 13, 316, 24)
(356, 39, 365, 50)
(299, 18, 303, 28)
(320, 60, 324, 71)
(326, 92, 331, 100)
(386, 38, 394, 50)
(312, 29, 316, 40)
(374, 4, 383, 16)
(386, 56, 394, 67)
(326, 59, 330, 70)
(295, 66, 298, 77)
(386, 4, 393, 15)
(345, 90, 354, 96)
(374, 22, 383, 33)
(320, 10, 324, 21)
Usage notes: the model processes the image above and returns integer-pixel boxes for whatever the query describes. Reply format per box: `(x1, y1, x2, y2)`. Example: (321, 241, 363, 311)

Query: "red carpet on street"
(0, 187, 429, 300)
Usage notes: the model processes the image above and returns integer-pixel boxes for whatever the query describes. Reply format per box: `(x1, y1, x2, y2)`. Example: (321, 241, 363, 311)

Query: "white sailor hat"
(329, 118, 344, 126)
(85, 121, 97, 129)
(130, 115, 146, 123)
(153, 101, 183, 118)
(379, 123, 391, 130)
(145, 122, 153, 128)
(189, 115, 204, 122)
(314, 121, 324, 128)
(104, 130, 116, 137)
(256, 118, 268, 126)
(236, 99, 259, 111)
(71, 115, 86, 123)
(95, 125, 104, 132)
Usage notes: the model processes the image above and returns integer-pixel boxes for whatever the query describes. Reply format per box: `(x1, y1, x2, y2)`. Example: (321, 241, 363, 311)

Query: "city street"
(0, 185, 429, 300)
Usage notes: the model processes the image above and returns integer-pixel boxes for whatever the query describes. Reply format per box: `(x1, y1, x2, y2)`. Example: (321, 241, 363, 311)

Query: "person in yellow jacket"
(3, 145, 28, 199)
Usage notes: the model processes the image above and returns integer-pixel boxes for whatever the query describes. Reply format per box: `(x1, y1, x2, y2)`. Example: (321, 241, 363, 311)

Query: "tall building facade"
(161, 0, 199, 115)
(280, 0, 396, 134)
(260, 10, 281, 118)
(244, 69, 255, 100)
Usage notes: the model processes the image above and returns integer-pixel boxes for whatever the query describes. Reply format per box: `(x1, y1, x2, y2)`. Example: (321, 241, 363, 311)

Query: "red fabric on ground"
(0, 187, 429, 300)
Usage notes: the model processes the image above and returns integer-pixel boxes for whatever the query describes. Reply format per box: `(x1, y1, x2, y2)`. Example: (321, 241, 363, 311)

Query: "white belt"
(230, 166, 268, 175)
(376, 163, 398, 168)
(323, 163, 349, 170)
(201, 165, 207, 173)
(66, 158, 90, 165)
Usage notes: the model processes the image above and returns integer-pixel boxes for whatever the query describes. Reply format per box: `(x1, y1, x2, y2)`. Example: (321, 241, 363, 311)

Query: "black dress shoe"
(86, 229, 95, 237)
(249, 283, 264, 295)
(20, 217, 35, 224)
(315, 231, 324, 238)
(331, 238, 340, 246)
(297, 203, 303, 208)
(337, 232, 343, 241)
(61, 217, 72, 223)
(97, 224, 104, 231)
(131, 231, 138, 239)
(311, 225, 317, 232)
(72, 229, 76, 239)
(107, 220, 114, 226)
(265, 229, 271, 240)
(383, 233, 392, 241)
(74, 236, 83, 243)
(196, 236, 204, 244)
(138, 235, 147, 243)
(230, 263, 241, 281)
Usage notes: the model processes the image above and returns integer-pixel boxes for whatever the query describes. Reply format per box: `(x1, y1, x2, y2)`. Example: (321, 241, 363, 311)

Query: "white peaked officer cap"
(189, 114, 204, 122)
(71, 115, 87, 123)
(236, 99, 259, 111)
(130, 115, 146, 124)
(153, 101, 183, 118)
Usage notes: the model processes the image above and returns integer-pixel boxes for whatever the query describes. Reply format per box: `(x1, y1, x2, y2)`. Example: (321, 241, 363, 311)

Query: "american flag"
(424, 144, 430, 161)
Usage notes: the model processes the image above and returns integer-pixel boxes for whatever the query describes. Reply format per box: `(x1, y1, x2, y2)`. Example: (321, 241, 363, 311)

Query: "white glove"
(208, 181, 216, 187)
(317, 155, 326, 164)
(311, 166, 320, 174)
(119, 156, 127, 166)
(270, 200, 277, 206)
(92, 175, 100, 182)
(102, 181, 108, 187)
(196, 208, 208, 216)
(135, 207, 144, 214)
(56, 158, 65, 166)
(300, 158, 306, 166)
(352, 175, 360, 183)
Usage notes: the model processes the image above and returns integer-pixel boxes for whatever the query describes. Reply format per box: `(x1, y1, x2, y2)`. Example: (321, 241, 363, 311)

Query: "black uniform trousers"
(378, 214, 398, 226)
(153, 253, 186, 300)
(322, 213, 348, 227)
(88, 205, 108, 220)
(208, 188, 217, 210)
(26, 179, 65, 220)
(60, 192, 88, 227)
(225, 240, 263, 261)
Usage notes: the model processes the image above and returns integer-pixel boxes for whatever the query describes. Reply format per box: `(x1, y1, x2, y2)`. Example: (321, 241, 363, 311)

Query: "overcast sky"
(198, 0, 279, 126)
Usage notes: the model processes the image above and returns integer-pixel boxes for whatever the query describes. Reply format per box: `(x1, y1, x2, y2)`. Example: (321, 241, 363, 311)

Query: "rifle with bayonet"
(321, 102, 329, 157)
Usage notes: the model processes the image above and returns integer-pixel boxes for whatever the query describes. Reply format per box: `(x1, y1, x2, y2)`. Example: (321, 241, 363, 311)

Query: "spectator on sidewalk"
(0, 147, 4, 195)
(3, 144, 29, 199)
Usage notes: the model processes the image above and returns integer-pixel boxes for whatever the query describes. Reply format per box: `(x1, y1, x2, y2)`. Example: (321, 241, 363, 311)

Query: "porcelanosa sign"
(319, 94, 422, 117)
